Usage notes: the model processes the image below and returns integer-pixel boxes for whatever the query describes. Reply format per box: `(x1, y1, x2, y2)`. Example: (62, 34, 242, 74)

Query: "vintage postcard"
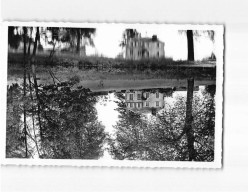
(0, 22, 224, 168)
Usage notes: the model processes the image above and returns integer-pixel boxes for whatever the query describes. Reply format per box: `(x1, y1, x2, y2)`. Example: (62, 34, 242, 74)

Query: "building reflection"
(124, 86, 199, 115)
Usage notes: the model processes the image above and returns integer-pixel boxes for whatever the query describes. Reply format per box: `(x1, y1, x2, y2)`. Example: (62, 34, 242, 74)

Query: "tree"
(61, 28, 96, 56)
(45, 27, 61, 61)
(8, 26, 22, 49)
(184, 78, 195, 160)
(38, 82, 106, 159)
(108, 93, 142, 159)
(22, 27, 28, 157)
(180, 30, 215, 61)
(6, 84, 27, 158)
(187, 30, 194, 61)
(6, 81, 107, 159)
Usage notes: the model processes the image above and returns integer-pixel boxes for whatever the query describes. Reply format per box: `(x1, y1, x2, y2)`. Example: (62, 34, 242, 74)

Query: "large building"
(125, 34, 165, 60)
(124, 87, 199, 115)
(125, 90, 166, 115)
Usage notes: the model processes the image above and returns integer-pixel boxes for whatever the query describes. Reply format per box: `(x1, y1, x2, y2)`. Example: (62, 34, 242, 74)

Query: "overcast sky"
(86, 25, 215, 60)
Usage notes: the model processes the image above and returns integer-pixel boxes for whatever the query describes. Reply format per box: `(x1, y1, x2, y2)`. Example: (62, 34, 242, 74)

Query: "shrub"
(69, 75, 80, 84)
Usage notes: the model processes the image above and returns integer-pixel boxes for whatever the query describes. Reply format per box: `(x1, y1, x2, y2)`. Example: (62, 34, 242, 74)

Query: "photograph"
(2, 22, 223, 167)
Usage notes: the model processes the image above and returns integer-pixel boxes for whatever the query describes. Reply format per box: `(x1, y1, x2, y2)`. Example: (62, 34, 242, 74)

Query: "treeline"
(8, 52, 214, 70)
(8, 26, 96, 57)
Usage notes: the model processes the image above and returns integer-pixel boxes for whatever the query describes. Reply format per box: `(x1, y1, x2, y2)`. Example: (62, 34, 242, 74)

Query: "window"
(146, 101, 149, 107)
(130, 49, 133, 56)
(157, 42, 159, 48)
(156, 101, 159, 107)
(137, 94, 141, 100)
(146, 92, 149, 98)
(157, 52, 159, 57)
(137, 103, 140, 108)
(156, 92, 159, 98)
(130, 94, 133, 100)
(130, 103, 133, 108)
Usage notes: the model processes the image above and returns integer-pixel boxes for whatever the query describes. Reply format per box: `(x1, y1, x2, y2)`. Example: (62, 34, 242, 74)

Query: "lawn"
(7, 52, 216, 91)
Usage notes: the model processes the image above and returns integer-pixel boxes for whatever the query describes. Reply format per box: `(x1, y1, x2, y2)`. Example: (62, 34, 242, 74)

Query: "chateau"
(125, 34, 165, 60)
(125, 90, 167, 115)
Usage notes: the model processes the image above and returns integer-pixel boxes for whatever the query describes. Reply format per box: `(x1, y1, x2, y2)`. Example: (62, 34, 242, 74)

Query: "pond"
(6, 79, 215, 161)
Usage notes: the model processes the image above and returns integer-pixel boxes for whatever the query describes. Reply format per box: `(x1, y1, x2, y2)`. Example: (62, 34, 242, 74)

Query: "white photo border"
(0, 21, 224, 168)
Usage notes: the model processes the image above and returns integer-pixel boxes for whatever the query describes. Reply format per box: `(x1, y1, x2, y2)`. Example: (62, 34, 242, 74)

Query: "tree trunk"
(27, 27, 33, 56)
(187, 30, 194, 61)
(27, 28, 40, 156)
(31, 27, 43, 140)
(28, 73, 41, 157)
(185, 78, 196, 161)
(32, 27, 39, 56)
(76, 28, 81, 55)
(23, 27, 28, 158)
(81, 45, 86, 56)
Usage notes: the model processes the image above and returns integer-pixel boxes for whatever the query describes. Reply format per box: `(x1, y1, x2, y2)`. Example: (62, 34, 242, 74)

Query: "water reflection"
(6, 81, 215, 161)
(109, 84, 215, 161)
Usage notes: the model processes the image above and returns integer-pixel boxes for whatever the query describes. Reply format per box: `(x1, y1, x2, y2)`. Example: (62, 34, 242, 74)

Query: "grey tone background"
(1, 0, 248, 192)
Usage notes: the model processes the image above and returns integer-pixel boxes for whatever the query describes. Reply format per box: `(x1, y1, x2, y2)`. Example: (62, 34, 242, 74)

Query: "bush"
(68, 75, 80, 84)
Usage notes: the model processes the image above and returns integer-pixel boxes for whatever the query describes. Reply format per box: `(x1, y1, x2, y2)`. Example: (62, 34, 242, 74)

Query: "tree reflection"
(6, 84, 27, 158)
(6, 81, 106, 159)
(109, 82, 215, 161)
(109, 92, 148, 160)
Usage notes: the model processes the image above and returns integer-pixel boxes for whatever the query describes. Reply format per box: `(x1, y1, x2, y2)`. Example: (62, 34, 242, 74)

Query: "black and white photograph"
(1, 22, 223, 168)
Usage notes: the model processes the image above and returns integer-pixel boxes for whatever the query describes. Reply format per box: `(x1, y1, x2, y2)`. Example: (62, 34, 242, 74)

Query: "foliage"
(8, 26, 23, 49)
(6, 81, 107, 159)
(6, 84, 27, 158)
(108, 88, 215, 161)
(38, 81, 106, 159)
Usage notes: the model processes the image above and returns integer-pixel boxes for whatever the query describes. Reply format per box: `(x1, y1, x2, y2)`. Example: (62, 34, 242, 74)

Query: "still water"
(6, 81, 215, 161)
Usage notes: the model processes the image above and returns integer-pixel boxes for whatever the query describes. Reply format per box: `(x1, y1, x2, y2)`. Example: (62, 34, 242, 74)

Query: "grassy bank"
(8, 52, 216, 91)
(8, 52, 216, 70)
(8, 63, 216, 82)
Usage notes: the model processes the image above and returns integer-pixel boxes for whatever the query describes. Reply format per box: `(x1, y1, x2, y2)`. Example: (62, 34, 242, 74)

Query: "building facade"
(125, 35, 165, 60)
(125, 90, 165, 115)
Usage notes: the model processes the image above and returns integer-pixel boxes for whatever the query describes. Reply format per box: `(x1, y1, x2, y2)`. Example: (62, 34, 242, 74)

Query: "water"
(6, 81, 215, 161)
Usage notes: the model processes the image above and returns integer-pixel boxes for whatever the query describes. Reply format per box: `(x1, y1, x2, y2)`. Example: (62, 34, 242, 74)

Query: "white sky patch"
(164, 86, 206, 107)
(95, 93, 120, 160)
(95, 93, 119, 136)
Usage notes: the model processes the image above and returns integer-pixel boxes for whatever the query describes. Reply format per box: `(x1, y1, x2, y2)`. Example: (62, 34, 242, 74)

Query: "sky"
(86, 25, 215, 60)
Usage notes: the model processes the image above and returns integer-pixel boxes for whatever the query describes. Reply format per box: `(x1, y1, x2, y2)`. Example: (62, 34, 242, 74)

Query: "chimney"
(152, 35, 158, 41)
